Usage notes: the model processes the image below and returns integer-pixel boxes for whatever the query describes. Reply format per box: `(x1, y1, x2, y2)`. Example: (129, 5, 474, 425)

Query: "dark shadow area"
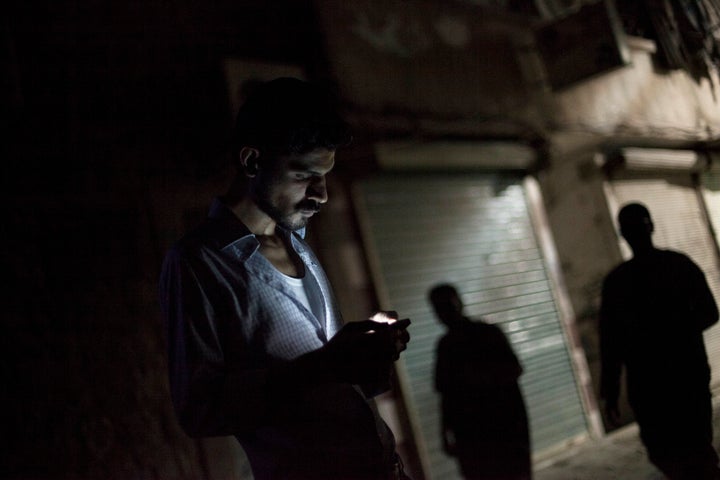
(2, 1, 328, 478)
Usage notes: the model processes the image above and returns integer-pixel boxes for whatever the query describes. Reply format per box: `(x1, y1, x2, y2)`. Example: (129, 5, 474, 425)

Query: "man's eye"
(293, 173, 311, 180)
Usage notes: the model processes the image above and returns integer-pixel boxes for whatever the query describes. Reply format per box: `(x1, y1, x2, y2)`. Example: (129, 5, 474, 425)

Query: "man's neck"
(225, 194, 303, 277)
(632, 244, 657, 258)
(227, 196, 277, 236)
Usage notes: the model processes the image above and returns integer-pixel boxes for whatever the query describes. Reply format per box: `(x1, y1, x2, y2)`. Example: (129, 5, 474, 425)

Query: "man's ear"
(238, 147, 261, 176)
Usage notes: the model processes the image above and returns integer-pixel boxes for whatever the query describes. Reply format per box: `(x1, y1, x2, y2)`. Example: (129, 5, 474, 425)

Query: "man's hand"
(442, 428, 457, 456)
(390, 318, 411, 359)
(370, 310, 411, 360)
(318, 316, 410, 386)
(273, 314, 411, 393)
(604, 399, 621, 426)
(320, 320, 397, 385)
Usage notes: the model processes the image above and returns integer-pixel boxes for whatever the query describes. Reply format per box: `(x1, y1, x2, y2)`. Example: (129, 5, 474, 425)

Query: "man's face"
(619, 214, 653, 250)
(433, 292, 464, 326)
(253, 148, 335, 231)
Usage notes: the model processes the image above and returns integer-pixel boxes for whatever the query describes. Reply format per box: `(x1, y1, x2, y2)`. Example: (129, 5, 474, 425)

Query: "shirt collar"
(208, 197, 307, 259)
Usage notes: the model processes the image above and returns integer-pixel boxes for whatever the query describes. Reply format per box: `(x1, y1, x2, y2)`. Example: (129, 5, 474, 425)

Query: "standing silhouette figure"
(430, 284, 532, 480)
(600, 202, 720, 479)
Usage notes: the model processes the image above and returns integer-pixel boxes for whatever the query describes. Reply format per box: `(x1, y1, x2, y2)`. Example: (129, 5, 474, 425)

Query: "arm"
(160, 249, 407, 437)
(160, 249, 270, 437)
(599, 275, 622, 425)
(488, 324, 523, 382)
(435, 339, 457, 455)
(440, 400, 457, 456)
(688, 261, 719, 331)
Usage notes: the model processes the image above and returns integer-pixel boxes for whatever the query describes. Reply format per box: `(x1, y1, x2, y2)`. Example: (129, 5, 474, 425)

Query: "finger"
(345, 319, 390, 333)
(393, 318, 411, 329)
(392, 325, 410, 344)
(395, 335, 409, 350)
(352, 327, 396, 357)
(392, 343, 406, 360)
(375, 329, 400, 356)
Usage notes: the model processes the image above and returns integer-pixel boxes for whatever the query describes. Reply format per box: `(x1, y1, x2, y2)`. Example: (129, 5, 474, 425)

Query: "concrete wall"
(536, 38, 720, 429)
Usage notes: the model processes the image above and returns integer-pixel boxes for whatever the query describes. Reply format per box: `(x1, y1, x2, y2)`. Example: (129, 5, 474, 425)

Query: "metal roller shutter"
(702, 170, 720, 251)
(604, 174, 720, 392)
(355, 174, 589, 479)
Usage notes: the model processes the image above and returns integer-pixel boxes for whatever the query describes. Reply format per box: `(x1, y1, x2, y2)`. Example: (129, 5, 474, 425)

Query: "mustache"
(297, 200, 321, 212)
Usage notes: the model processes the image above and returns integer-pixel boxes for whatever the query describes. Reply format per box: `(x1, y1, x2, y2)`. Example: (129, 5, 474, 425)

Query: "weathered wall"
(536, 38, 720, 430)
(534, 133, 629, 428)
(549, 37, 720, 139)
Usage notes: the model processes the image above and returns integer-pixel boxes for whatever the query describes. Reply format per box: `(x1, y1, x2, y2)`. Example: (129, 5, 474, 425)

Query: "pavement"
(533, 398, 720, 480)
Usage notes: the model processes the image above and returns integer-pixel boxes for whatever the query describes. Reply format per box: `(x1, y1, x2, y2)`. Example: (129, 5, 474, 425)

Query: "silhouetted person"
(159, 78, 411, 479)
(600, 202, 720, 480)
(430, 284, 532, 480)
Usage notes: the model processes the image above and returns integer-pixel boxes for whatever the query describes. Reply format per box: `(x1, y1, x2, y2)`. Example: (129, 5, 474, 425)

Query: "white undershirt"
(279, 272, 324, 322)
(281, 274, 310, 310)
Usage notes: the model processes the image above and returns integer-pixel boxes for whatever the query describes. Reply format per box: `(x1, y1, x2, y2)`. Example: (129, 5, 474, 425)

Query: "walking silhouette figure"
(600, 202, 720, 479)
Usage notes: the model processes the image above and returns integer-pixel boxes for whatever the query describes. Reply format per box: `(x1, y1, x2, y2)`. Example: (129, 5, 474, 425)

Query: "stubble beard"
(254, 188, 315, 232)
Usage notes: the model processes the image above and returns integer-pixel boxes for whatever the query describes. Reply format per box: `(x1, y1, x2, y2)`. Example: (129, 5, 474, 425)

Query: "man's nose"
(307, 176, 328, 203)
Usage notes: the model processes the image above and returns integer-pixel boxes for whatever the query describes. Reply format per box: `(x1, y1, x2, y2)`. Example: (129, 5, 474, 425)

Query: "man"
(600, 202, 720, 479)
(159, 77, 411, 480)
(429, 284, 531, 480)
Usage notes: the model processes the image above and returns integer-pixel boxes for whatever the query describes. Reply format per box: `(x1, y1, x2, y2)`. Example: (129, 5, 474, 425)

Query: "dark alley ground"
(533, 397, 720, 480)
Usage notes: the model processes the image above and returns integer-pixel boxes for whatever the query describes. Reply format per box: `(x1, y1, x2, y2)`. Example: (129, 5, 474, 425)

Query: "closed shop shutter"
(604, 173, 720, 392)
(702, 170, 720, 251)
(355, 174, 590, 479)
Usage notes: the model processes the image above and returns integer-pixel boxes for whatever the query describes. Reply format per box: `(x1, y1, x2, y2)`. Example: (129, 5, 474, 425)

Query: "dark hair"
(618, 202, 652, 226)
(428, 284, 459, 310)
(232, 77, 352, 155)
